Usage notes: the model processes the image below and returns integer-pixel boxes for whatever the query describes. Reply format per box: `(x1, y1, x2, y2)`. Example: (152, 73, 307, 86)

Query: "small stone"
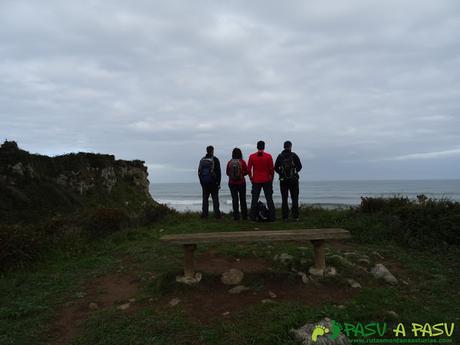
(402, 280, 409, 285)
(129, 298, 136, 303)
(358, 258, 371, 266)
(159, 229, 164, 232)
(299, 272, 310, 284)
(278, 253, 294, 264)
(371, 264, 398, 285)
(386, 310, 399, 318)
(261, 299, 276, 304)
(308, 266, 324, 277)
(222, 311, 230, 316)
(88, 302, 98, 310)
(344, 251, 359, 258)
(254, 227, 260, 230)
(228, 285, 250, 294)
(329, 254, 354, 267)
(176, 272, 202, 285)
(324, 266, 337, 277)
(118, 303, 131, 310)
(372, 251, 384, 259)
(235, 258, 241, 262)
(268, 291, 277, 298)
(337, 304, 346, 310)
(221, 269, 244, 285)
(169, 298, 181, 306)
(347, 278, 362, 288)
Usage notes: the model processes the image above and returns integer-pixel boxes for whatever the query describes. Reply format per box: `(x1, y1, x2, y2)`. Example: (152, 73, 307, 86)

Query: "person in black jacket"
(274, 141, 302, 221)
(198, 145, 222, 219)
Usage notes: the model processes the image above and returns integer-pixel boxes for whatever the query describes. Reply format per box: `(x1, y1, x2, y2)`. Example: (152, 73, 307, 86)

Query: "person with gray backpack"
(274, 141, 302, 221)
(226, 147, 249, 220)
(198, 145, 221, 219)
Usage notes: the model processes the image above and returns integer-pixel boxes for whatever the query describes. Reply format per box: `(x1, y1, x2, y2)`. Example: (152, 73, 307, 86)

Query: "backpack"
(279, 153, 296, 180)
(199, 157, 215, 184)
(229, 159, 243, 181)
(256, 201, 270, 222)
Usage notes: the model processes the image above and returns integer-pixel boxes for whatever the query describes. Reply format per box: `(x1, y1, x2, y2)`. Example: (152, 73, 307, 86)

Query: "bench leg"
(310, 240, 326, 274)
(183, 244, 197, 278)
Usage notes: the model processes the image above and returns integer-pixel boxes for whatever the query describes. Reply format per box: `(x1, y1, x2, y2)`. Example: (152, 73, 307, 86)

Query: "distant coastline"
(150, 179, 460, 212)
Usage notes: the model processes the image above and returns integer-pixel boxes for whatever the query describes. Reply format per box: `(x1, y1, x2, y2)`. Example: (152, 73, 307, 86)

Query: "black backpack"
(199, 157, 215, 184)
(256, 201, 270, 222)
(229, 159, 243, 180)
(279, 153, 296, 180)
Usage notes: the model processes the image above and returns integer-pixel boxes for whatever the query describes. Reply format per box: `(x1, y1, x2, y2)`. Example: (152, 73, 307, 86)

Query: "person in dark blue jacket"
(198, 145, 221, 218)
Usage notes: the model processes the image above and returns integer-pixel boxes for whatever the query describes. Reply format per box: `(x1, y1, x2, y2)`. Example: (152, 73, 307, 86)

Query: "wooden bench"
(160, 228, 351, 279)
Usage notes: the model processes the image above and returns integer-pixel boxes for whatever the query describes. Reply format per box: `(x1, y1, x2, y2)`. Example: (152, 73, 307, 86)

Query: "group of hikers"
(198, 140, 302, 222)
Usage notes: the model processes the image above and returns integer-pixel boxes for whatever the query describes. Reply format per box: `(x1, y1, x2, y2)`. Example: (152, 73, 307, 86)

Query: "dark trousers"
(229, 183, 248, 220)
(201, 184, 220, 217)
(280, 179, 299, 219)
(250, 182, 276, 221)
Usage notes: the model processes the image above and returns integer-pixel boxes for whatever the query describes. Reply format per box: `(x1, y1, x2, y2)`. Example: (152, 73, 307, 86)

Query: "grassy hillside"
(1, 202, 459, 345)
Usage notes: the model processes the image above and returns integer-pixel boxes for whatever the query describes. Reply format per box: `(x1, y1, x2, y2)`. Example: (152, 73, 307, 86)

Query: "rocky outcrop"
(0, 140, 155, 222)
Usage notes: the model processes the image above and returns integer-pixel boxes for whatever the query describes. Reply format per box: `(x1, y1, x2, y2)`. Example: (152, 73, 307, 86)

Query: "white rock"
(347, 279, 362, 288)
(268, 291, 277, 298)
(228, 285, 250, 294)
(261, 299, 276, 304)
(88, 302, 99, 310)
(308, 267, 324, 277)
(358, 258, 370, 266)
(118, 303, 131, 310)
(324, 266, 337, 277)
(371, 264, 398, 285)
(371, 251, 384, 259)
(386, 310, 399, 318)
(279, 253, 294, 263)
(221, 268, 244, 285)
(169, 298, 181, 306)
(176, 272, 202, 285)
(222, 311, 230, 316)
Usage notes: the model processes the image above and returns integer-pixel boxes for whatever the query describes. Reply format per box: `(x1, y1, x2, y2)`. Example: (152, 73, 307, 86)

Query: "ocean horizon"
(150, 179, 460, 212)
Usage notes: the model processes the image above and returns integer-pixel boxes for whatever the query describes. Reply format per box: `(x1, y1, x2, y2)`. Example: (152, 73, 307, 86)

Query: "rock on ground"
(221, 268, 244, 285)
(346, 278, 362, 289)
(309, 267, 324, 277)
(371, 264, 398, 285)
(169, 298, 181, 306)
(176, 272, 202, 285)
(324, 266, 337, 277)
(291, 317, 350, 345)
(228, 285, 250, 294)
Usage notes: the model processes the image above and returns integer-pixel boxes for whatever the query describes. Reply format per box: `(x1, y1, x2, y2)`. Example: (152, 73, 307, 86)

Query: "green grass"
(1, 209, 459, 344)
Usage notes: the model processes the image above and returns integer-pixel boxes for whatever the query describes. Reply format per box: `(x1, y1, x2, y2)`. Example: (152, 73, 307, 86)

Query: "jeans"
(280, 178, 299, 219)
(250, 181, 276, 221)
(229, 183, 248, 220)
(201, 183, 221, 218)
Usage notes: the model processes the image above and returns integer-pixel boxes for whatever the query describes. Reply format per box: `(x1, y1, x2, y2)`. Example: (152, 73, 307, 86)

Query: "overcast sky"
(1, 0, 459, 182)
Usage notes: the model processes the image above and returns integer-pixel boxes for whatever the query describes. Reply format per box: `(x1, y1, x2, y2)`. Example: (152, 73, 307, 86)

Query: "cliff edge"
(0, 140, 156, 222)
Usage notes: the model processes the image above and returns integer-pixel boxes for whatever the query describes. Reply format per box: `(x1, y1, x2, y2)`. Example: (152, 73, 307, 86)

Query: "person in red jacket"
(226, 147, 249, 220)
(248, 140, 276, 221)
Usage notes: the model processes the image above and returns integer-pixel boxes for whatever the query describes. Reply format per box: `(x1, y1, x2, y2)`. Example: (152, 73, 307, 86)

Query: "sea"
(150, 179, 460, 212)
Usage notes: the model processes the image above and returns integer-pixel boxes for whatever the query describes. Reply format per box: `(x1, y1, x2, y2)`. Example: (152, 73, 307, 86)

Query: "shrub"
(0, 224, 46, 270)
(85, 207, 129, 237)
(357, 196, 460, 249)
(141, 203, 177, 224)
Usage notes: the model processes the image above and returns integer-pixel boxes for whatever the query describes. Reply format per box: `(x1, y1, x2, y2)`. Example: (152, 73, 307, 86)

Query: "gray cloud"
(1, 0, 459, 182)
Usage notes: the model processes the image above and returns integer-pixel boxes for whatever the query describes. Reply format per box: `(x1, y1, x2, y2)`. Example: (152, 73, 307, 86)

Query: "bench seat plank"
(160, 228, 351, 245)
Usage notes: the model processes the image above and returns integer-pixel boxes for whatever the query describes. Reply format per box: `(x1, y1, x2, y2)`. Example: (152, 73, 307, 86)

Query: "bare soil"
(47, 272, 140, 345)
